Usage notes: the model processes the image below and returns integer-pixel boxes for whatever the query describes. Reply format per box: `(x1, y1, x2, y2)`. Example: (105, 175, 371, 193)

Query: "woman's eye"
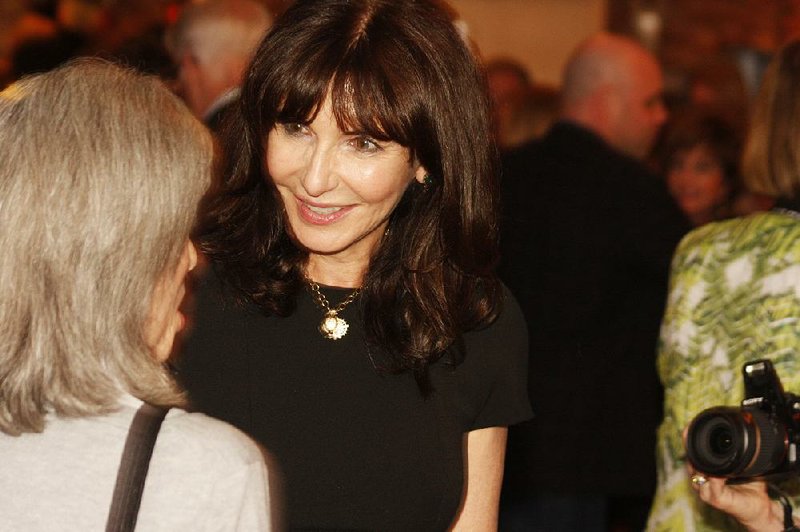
(281, 123, 307, 136)
(351, 136, 380, 153)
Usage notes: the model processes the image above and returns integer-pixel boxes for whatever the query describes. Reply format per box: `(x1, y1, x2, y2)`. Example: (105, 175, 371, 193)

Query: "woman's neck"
(305, 254, 366, 288)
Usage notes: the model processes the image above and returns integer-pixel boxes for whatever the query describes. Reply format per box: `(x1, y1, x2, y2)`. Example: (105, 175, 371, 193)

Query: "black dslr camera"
(686, 359, 800, 483)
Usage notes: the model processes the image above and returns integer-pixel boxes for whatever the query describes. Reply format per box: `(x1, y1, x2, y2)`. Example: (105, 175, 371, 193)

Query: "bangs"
(268, 34, 421, 150)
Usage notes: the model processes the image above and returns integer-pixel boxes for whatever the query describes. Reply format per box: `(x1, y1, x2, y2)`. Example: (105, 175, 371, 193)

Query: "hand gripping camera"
(686, 359, 800, 483)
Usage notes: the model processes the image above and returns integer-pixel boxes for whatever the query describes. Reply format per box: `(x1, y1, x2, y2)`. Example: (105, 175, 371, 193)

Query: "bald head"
(561, 33, 667, 160)
(166, 0, 273, 119)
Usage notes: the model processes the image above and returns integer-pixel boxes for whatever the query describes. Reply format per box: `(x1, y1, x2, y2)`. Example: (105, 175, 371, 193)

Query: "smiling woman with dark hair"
(177, 0, 532, 530)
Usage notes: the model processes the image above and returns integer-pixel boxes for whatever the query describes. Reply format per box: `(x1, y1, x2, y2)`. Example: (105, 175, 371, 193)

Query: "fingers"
(686, 466, 725, 506)
(690, 473, 721, 506)
(688, 470, 721, 504)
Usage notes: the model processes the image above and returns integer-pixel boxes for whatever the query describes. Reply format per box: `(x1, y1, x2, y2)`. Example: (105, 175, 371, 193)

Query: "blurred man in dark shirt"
(499, 32, 691, 532)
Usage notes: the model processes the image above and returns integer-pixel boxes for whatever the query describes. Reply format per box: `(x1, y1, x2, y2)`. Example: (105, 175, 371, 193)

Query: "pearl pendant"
(319, 311, 349, 340)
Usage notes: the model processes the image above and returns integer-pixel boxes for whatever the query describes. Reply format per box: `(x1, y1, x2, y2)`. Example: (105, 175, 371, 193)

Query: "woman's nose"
(301, 146, 338, 197)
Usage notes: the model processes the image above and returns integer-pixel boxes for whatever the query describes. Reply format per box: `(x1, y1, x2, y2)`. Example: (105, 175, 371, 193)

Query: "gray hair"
(0, 59, 213, 435)
(165, 0, 273, 69)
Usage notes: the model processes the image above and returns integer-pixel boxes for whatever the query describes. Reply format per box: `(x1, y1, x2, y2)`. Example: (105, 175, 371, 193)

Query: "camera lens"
(686, 409, 750, 475)
(686, 406, 786, 478)
(688, 410, 746, 474)
(709, 425, 734, 456)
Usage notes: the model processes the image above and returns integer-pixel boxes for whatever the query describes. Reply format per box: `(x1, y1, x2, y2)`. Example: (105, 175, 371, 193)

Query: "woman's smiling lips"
(296, 196, 355, 224)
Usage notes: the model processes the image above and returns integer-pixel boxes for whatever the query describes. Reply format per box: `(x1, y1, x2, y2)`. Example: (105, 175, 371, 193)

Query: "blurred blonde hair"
(742, 40, 800, 198)
(0, 59, 213, 435)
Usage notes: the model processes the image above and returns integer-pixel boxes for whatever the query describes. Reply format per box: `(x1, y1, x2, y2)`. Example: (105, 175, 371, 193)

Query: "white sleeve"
(203, 454, 274, 532)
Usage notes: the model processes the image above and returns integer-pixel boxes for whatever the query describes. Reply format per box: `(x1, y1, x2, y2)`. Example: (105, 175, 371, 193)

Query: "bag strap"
(105, 402, 169, 532)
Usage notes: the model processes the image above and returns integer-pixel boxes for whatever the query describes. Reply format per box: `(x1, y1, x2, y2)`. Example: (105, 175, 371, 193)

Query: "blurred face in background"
(609, 55, 668, 160)
(486, 65, 531, 148)
(666, 143, 728, 226)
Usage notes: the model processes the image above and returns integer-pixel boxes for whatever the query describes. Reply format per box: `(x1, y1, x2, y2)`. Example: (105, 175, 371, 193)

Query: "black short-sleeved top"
(177, 269, 531, 531)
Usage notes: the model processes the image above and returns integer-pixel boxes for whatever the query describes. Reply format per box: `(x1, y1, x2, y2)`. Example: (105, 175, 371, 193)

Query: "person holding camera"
(647, 40, 800, 531)
(683, 359, 800, 531)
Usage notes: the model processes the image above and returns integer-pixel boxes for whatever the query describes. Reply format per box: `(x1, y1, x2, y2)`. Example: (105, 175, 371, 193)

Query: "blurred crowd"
(0, 0, 185, 86)
(0, 1, 773, 229)
(486, 53, 773, 229)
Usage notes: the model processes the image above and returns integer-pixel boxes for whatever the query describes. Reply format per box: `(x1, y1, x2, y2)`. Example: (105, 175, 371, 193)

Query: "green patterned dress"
(647, 211, 800, 531)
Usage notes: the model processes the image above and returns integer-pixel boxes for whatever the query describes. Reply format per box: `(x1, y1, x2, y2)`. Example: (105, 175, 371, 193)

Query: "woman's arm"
(450, 426, 507, 531)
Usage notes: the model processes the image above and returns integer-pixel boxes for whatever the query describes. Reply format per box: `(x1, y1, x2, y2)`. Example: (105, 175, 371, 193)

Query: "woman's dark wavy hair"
(202, 0, 501, 390)
(656, 110, 742, 198)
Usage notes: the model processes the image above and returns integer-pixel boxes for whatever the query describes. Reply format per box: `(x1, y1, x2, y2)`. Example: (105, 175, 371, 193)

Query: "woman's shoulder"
(679, 211, 800, 248)
(140, 408, 273, 531)
(159, 408, 267, 468)
(464, 283, 527, 347)
(495, 283, 527, 342)
(673, 211, 800, 267)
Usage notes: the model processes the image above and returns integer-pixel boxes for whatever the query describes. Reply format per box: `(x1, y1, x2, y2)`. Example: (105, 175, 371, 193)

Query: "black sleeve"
(460, 285, 533, 431)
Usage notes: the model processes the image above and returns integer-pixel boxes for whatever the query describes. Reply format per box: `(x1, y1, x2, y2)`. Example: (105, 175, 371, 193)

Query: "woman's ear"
(415, 165, 429, 184)
(185, 240, 198, 272)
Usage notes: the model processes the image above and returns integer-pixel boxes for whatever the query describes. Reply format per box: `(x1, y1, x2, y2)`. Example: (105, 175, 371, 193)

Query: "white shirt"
(0, 394, 274, 531)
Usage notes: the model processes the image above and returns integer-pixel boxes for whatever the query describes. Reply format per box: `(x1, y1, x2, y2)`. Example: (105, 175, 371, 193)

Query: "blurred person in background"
(500, 32, 690, 532)
(7, 0, 180, 82)
(165, 0, 273, 131)
(654, 111, 742, 226)
(8, 0, 94, 79)
(502, 84, 561, 150)
(486, 57, 535, 151)
(647, 39, 800, 532)
(0, 4, 59, 85)
(0, 59, 273, 531)
(686, 56, 752, 134)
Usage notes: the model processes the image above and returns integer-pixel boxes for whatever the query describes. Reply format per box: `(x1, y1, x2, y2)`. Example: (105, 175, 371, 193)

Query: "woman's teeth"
(308, 205, 342, 215)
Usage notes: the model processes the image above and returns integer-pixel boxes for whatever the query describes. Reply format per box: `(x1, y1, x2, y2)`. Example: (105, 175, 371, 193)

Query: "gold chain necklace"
(307, 280, 361, 340)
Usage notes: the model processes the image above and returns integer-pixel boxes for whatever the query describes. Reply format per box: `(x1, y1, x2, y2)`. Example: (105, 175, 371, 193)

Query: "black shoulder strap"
(105, 403, 169, 532)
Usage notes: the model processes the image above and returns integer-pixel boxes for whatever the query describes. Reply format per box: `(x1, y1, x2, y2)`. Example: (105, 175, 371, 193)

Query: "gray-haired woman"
(0, 59, 273, 531)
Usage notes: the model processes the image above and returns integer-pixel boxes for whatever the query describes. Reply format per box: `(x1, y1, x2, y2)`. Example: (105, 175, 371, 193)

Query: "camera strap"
(768, 484, 800, 532)
(105, 403, 169, 532)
